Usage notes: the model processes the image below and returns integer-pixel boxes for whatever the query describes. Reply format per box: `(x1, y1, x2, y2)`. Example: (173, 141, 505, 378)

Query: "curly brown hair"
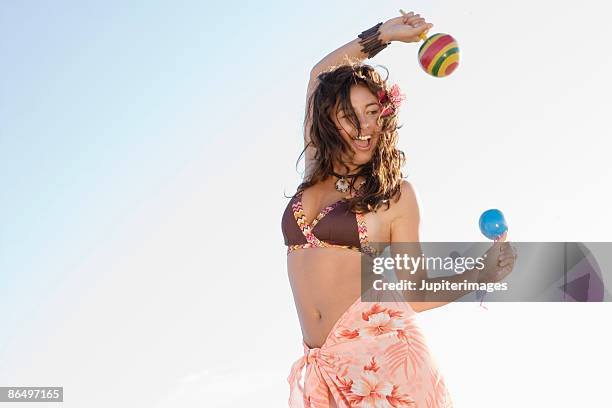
(295, 62, 407, 213)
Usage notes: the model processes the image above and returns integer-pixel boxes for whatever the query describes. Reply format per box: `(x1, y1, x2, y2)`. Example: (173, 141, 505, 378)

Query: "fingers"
(489, 240, 505, 255)
(401, 12, 416, 23)
(404, 15, 426, 26)
(397, 11, 433, 40)
(497, 244, 517, 269)
(481, 242, 516, 283)
(399, 10, 429, 25)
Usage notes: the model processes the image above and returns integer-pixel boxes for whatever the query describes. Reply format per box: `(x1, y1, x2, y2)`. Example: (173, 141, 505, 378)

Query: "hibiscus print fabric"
(287, 293, 453, 408)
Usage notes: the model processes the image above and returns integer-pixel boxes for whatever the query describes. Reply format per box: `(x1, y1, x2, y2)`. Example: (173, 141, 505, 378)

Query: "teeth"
(353, 138, 371, 149)
(353, 135, 372, 141)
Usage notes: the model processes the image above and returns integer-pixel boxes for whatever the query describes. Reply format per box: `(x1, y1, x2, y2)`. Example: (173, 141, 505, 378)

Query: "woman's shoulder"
(363, 179, 416, 219)
(385, 179, 420, 217)
(398, 179, 418, 199)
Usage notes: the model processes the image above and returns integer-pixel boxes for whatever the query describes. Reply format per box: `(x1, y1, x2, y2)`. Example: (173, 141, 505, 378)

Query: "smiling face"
(331, 83, 383, 170)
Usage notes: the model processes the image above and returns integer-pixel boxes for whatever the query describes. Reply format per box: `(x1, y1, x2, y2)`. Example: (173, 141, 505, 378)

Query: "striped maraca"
(400, 9, 460, 78)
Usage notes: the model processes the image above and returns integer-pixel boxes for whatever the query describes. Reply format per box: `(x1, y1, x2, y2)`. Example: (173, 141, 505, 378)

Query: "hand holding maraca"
(477, 209, 517, 283)
(379, 11, 433, 43)
(477, 241, 517, 284)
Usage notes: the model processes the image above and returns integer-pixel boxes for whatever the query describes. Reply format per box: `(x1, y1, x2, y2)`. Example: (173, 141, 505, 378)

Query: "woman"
(281, 11, 516, 408)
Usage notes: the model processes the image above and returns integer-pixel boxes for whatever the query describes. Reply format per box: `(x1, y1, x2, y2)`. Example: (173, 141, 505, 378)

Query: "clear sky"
(1, 1, 611, 407)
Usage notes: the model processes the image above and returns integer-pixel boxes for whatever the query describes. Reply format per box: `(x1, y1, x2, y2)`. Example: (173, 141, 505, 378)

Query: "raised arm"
(302, 12, 433, 179)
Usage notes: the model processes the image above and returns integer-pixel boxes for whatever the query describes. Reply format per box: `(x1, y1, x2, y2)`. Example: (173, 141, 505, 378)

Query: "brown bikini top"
(281, 189, 378, 256)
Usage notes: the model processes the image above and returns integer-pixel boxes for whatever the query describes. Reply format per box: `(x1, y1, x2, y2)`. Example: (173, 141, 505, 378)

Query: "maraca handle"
(494, 231, 508, 242)
(399, 9, 429, 42)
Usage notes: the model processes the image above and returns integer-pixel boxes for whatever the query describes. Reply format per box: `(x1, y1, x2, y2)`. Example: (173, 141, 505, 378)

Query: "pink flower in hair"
(377, 84, 406, 117)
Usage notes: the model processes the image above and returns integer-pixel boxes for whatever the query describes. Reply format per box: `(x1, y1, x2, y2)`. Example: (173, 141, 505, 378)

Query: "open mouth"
(351, 135, 372, 151)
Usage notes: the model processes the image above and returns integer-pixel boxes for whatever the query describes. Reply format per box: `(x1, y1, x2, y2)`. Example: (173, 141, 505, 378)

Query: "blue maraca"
(477, 209, 509, 308)
(479, 209, 508, 242)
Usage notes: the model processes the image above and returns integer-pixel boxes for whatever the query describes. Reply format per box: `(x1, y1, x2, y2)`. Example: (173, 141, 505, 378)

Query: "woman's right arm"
(303, 38, 372, 178)
(302, 12, 432, 179)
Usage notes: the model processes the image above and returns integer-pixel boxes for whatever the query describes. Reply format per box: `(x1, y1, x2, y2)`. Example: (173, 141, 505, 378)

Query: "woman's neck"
(332, 163, 361, 176)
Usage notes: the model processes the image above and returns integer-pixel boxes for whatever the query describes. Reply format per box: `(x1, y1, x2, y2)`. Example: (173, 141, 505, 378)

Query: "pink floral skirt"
(287, 292, 453, 408)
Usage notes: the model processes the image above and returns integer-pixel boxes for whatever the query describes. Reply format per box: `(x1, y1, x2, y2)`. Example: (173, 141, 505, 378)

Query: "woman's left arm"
(389, 181, 492, 313)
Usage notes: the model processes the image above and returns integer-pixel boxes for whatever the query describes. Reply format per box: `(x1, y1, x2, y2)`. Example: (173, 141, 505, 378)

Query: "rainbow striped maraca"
(400, 10, 460, 78)
(418, 33, 460, 77)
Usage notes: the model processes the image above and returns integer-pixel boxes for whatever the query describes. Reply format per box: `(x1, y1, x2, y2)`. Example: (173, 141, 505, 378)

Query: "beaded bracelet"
(358, 22, 390, 59)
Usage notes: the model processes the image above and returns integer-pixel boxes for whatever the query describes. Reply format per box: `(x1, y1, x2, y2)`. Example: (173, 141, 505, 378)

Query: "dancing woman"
(281, 10, 516, 408)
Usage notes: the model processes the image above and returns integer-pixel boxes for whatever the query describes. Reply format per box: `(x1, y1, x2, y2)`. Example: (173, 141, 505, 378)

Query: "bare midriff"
(287, 247, 365, 349)
(286, 186, 397, 349)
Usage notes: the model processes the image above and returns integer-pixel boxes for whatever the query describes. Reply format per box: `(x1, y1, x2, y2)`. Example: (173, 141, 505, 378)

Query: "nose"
(352, 117, 371, 139)
(359, 115, 370, 130)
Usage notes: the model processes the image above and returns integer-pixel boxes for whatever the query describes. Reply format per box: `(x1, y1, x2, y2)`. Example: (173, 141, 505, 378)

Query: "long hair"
(296, 61, 406, 213)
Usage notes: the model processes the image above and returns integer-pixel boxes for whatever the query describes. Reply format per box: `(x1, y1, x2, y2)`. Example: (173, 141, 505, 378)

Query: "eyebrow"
(338, 103, 380, 113)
